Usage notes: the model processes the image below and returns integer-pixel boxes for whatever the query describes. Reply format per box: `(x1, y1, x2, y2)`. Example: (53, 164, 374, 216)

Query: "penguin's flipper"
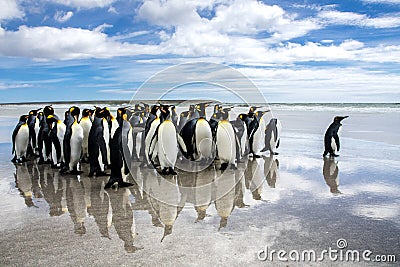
(12, 123, 22, 155)
(176, 133, 187, 154)
(276, 138, 280, 149)
(333, 134, 340, 151)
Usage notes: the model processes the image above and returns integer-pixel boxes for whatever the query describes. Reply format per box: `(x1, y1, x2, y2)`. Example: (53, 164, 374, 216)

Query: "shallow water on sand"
(0, 105, 399, 266)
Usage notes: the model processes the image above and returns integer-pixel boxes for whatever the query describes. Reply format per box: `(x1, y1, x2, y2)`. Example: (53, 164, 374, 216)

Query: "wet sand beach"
(0, 103, 399, 266)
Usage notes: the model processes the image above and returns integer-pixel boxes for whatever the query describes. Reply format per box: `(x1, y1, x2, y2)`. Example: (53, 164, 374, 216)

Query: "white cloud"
(0, 0, 24, 21)
(318, 10, 400, 28)
(0, 25, 159, 61)
(54, 11, 74, 23)
(137, 0, 320, 59)
(362, 0, 400, 4)
(48, 0, 117, 9)
(0, 83, 31, 90)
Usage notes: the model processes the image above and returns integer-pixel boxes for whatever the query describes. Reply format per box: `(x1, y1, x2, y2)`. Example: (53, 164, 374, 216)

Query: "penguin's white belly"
(331, 137, 337, 153)
(69, 123, 84, 170)
(110, 119, 118, 139)
(34, 118, 40, 148)
(102, 119, 110, 164)
(252, 127, 264, 154)
(15, 125, 29, 158)
(195, 119, 213, 159)
(145, 119, 160, 162)
(269, 131, 276, 152)
(80, 119, 91, 156)
(57, 123, 66, 162)
(216, 121, 236, 164)
(127, 127, 133, 157)
(157, 121, 178, 168)
(240, 124, 247, 156)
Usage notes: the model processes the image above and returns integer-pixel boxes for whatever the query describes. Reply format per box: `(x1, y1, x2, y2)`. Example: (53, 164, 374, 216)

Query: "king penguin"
(144, 105, 160, 166)
(61, 106, 84, 174)
(215, 108, 237, 170)
(88, 108, 109, 177)
(12, 115, 30, 163)
(26, 108, 41, 157)
(47, 114, 66, 168)
(79, 109, 93, 163)
(180, 103, 213, 162)
(323, 116, 348, 157)
(37, 111, 52, 164)
(262, 118, 282, 155)
(247, 111, 269, 158)
(104, 108, 134, 189)
(149, 105, 187, 175)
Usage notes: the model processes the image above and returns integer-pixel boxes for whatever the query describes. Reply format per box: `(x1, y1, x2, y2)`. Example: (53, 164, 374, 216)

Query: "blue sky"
(0, 0, 400, 103)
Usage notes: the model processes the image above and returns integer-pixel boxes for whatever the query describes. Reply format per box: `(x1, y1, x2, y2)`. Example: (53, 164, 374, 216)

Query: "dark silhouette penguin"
(323, 116, 348, 157)
(104, 108, 134, 189)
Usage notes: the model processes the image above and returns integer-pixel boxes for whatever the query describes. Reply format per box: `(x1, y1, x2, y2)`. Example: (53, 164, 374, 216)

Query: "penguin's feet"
(104, 177, 120, 189)
(253, 154, 261, 158)
(59, 167, 69, 174)
(80, 158, 89, 164)
(96, 171, 109, 177)
(330, 153, 339, 157)
(273, 152, 279, 155)
(161, 168, 169, 175)
(69, 169, 83, 175)
(168, 167, 177, 175)
(220, 162, 228, 171)
(118, 181, 134, 188)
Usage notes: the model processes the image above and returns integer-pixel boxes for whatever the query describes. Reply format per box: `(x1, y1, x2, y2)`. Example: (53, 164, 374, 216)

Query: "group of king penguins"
(12, 103, 282, 189)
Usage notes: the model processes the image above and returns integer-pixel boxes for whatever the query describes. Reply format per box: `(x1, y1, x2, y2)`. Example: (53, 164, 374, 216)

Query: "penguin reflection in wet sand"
(323, 157, 341, 194)
(12, 115, 30, 163)
(323, 116, 349, 157)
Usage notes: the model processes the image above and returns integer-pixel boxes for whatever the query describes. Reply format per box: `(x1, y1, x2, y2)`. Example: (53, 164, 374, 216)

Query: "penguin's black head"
(238, 113, 248, 121)
(69, 106, 80, 117)
(249, 106, 261, 113)
(150, 105, 159, 115)
(95, 108, 109, 119)
(29, 108, 41, 116)
(93, 106, 102, 116)
(255, 110, 270, 119)
(19, 115, 29, 123)
(37, 111, 44, 121)
(43, 105, 54, 117)
(334, 116, 349, 123)
(189, 105, 195, 111)
(180, 110, 189, 117)
(214, 104, 220, 111)
(82, 109, 93, 117)
(221, 108, 231, 120)
(160, 105, 171, 119)
(134, 104, 143, 112)
(46, 115, 58, 125)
